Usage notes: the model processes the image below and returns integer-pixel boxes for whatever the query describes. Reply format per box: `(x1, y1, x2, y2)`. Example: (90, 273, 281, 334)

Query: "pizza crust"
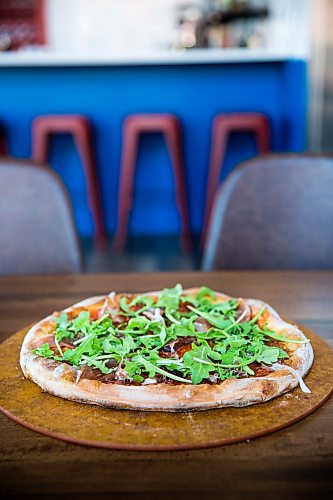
(20, 289, 314, 412)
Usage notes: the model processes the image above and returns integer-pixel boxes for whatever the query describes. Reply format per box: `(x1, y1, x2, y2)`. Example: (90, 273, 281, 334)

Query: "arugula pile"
(33, 284, 308, 385)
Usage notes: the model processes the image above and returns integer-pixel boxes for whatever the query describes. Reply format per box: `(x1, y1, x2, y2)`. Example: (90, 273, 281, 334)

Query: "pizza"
(20, 285, 313, 411)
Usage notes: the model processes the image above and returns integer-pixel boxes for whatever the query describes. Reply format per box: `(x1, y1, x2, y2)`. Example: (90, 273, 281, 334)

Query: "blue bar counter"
(0, 53, 307, 237)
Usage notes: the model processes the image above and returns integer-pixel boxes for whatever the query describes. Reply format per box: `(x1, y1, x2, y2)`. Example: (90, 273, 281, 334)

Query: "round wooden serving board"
(0, 325, 332, 451)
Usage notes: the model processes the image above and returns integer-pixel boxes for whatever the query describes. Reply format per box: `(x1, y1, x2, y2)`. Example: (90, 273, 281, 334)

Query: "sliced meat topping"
(79, 360, 132, 384)
(160, 336, 195, 359)
(80, 365, 116, 384)
(248, 362, 274, 378)
(194, 317, 211, 333)
(178, 301, 192, 314)
(142, 307, 165, 322)
(31, 335, 74, 355)
(99, 292, 124, 325)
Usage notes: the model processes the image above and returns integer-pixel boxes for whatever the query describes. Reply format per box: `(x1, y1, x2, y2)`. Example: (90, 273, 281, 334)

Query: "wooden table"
(0, 271, 332, 499)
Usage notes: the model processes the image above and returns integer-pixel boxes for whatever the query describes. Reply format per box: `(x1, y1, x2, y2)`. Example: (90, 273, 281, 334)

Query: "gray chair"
(202, 155, 333, 270)
(0, 158, 82, 274)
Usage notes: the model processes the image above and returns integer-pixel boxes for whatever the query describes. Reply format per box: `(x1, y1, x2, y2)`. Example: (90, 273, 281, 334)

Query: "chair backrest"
(0, 158, 82, 275)
(202, 155, 333, 270)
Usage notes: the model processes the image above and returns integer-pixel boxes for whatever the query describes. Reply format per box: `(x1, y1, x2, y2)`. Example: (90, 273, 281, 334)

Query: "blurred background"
(0, 0, 332, 274)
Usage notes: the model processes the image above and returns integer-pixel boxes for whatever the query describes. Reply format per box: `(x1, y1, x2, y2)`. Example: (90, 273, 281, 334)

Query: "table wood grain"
(0, 271, 332, 499)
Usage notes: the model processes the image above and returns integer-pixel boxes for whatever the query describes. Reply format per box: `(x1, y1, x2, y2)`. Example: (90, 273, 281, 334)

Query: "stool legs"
(112, 129, 139, 252)
(254, 119, 270, 154)
(202, 120, 229, 247)
(113, 115, 192, 253)
(31, 126, 49, 164)
(32, 117, 107, 251)
(74, 123, 108, 251)
(0, 129, 7, 156)
(202, 113, 270, 247)
(165, 123, 192, 253)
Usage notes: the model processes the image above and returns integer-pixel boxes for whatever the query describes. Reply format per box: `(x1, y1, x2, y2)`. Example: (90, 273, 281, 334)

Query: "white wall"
(46, 0, 189, 53)
(45, 0, 310, 56)
(266, 0, 310, 57)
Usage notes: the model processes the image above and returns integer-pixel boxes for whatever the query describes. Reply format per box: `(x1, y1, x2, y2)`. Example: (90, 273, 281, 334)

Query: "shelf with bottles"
(173, 0, 270, 50)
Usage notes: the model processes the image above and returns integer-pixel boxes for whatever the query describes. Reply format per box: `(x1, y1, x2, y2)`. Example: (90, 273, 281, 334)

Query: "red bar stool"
(31, 114, 107, 250)
(202, 112, 270, 246)
(112, 114, 192, 253)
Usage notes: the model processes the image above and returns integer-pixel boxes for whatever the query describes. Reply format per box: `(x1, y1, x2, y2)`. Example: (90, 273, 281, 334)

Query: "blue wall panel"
(0, 60, 307, 236)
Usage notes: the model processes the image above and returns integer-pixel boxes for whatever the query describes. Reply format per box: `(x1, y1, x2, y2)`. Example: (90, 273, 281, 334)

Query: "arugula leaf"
(71, 311, 91, 333)
(102, 335, 122, 353)
(54, 314, 75, 342)
(210, 299, 238, 315)
(158, 326, 167, 346)
(129, 295, 154, 311)
(62, 336, 95, 365)
(183, 345, 219, 384)
(188, 306, 232, 330)
(137, 356, 191, 384)
(220, 351, 236, 364)
(256, 347, 281, 364)
(33, 342, 54, 358)
(250, 306, 266, 325)
(54, 313, 69, 328)
(262, 329, 309, 344)
(277, 347, 289, 359)
(165, 311, 181, 324)
(122, 335, 137, 353)
(125, 317, 150, 331)
(156, 284, 183, 313)
(172, 322, 195, 337)
(243, 364, 255, 375)
(239, 322, 252, 335)
(119, 297, 136, 317)
(195, 286, 216, 301)
(124, 360, 142, 378)
(228, 337, 248, 349)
